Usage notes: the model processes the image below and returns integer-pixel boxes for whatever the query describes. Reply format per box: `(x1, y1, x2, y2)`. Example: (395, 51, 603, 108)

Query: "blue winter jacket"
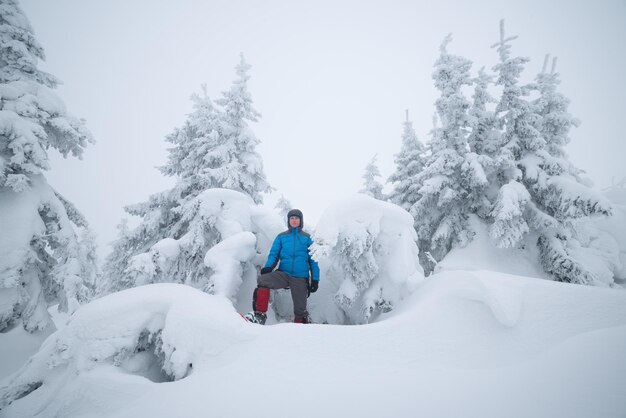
(264, 227, 320, 281)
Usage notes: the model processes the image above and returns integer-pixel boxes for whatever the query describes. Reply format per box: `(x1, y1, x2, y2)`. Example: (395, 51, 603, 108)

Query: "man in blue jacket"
(244, 209, 320, 324)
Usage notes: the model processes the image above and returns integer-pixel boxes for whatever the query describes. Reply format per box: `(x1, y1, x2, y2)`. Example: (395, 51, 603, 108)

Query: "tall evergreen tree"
(100, 56, 277, 296)
(214, 53, 272, 204)
(489, 21, 612, 285)
(387, 111, 426, 211)
(360, 154, 385, 200)
(0, 0, 96, 331)
(410, 35, 488, 261)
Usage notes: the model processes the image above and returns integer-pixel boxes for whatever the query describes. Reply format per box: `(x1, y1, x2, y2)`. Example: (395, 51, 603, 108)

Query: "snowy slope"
(2, 271, 625, 418)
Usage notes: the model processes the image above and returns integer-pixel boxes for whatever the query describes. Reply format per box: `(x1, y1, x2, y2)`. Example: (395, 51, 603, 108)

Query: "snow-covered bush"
(100, 189, 283, 312)
(0, 283, 254, 410)
(0, 1, 96, 332)
(570, 189, 626, 287)
(310, 194, 424, 324)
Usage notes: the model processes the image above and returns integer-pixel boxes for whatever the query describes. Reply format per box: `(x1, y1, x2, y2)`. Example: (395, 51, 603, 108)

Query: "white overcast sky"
(19, 0, 626, 261)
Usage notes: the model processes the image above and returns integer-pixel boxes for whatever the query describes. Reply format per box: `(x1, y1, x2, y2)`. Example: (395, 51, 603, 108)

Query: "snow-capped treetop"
(388, 111, 426, 211)
(0, 0, 93, 192)
(0, 0, 55, 86)
(360, 154, 385, 200)
(274, 194, 292, 219)
(432, 33, 472, 155)
(212, 53, 272, 204)
(534, 55, 580, 161)
(490, 20, 540, 170)
(158, 87, 222, 197)
(216, 53, 261, 126)
(157, 55, 271, 204)
(490, 19, 519, 63)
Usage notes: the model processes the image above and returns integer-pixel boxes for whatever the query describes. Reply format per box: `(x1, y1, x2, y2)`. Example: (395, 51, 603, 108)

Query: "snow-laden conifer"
(310, 194, 424, 324)
(274, 194, 292, 219)
(0, 1, 96, 331)
(410, 35, 489, 262)
(100, 57, 280, 302)
(489, 21, 612, 285)
(359, 154, 385, 200)
(468, 68, 500, 159)
(0, 0, 92, 191)
(387, 111, 426, 211)
(214, 54, 272, 204)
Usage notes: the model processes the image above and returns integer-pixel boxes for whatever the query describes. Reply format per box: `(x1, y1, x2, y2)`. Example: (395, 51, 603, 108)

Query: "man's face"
(289, 216, 301, 228)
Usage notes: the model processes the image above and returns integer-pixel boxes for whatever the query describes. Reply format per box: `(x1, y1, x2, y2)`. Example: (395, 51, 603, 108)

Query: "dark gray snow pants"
(257, 271, 309, 321)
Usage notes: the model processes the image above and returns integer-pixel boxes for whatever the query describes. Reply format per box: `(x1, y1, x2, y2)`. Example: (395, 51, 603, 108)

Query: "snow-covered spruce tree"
(387, 111, 426, 211)
(489, 21, 612, 285)
(100, 58, 281, 306)
(214, 53, 272, 204)
(409, 35, 489, 263)
(467, 68, 500, 160)
(274, 194, 292, 219)
(0, 1, 97, 331)
(310, 194, 424, 324)
(99, 91, 218, 295)
(359, 154, 385, 200)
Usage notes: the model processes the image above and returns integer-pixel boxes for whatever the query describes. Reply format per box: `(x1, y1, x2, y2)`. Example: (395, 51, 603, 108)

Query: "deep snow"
(2, 270, 625, 418)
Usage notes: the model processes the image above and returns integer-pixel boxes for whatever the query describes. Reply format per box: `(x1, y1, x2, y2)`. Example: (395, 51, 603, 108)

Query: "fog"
(20, 0, 626, 260)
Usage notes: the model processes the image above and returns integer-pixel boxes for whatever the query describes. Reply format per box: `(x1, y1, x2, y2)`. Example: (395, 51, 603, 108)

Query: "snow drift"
(0, 284, 254, 412)
(3, 271, 625, 417)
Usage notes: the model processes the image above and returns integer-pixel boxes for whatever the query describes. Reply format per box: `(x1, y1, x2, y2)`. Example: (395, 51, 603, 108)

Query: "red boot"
(253, 287, 270, 313)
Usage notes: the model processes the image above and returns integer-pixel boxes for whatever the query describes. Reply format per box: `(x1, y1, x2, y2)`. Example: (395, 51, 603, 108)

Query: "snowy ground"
(2, 270, 625, 418)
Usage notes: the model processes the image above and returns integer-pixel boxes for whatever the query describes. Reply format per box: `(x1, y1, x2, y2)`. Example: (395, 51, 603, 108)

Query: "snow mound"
(573, 190, 626, 285)
(439, 214, 546, 278)
(385, 269, 626, 365)
(0, 284, 255, 410)
(2, 271, 626, 418)
(310, 194, 424, 324)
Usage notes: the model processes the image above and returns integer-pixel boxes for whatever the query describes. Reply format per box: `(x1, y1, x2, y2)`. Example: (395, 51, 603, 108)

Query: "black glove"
(309, 280, 319, 293)
(260, 267, 273, 274)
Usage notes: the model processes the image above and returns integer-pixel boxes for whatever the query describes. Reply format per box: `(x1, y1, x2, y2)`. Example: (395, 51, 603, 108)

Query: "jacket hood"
(287, 209, 303, 229)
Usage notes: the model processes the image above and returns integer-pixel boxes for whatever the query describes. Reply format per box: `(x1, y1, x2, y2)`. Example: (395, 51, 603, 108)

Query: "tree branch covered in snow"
(0, 0, 93, 192)
(0, 2, 97, 332)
